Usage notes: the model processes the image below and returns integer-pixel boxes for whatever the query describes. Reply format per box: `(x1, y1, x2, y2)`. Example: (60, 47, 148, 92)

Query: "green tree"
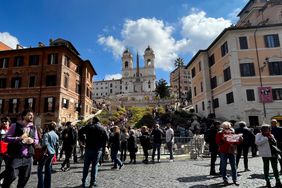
(155, 79, 170, 99)
(174, 57, 184, 101)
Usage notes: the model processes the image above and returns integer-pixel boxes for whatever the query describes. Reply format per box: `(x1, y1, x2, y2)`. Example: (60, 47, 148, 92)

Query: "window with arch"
(125, 61, 128, 68)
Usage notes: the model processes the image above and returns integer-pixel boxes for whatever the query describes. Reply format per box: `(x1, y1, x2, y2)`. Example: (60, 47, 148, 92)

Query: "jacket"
(216, 131, 240, 154)
(255, 133, 272, 158)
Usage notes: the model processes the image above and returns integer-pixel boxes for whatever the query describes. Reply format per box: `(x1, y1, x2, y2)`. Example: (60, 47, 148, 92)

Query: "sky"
(0, 0, 248, 83)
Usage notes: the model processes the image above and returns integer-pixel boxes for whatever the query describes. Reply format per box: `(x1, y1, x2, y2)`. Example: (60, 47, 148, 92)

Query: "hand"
(21, 133, 29, 139)
(22, 137, 34, 144)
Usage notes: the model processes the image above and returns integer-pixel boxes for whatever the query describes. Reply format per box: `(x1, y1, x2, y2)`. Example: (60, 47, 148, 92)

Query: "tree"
(174, 57, 184, 101)
(155, 79, 170, 99)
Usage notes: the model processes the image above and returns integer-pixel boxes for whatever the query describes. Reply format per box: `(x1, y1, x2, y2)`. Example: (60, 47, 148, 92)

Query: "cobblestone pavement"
(9, 155, 273, 188)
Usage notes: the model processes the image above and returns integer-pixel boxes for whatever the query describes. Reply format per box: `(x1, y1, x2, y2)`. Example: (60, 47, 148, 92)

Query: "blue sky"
(0, 0, 248, 83)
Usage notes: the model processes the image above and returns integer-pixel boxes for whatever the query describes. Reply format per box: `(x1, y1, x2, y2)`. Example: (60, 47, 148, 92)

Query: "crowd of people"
(0, 109, 282, 188)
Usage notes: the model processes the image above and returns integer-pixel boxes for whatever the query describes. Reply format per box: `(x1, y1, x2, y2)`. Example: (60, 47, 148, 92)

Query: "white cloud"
(98, 9, 232, 72)
(181, 9, 231, 54)
(98, 18, 190, 71)
(0, 32, 19, 49)
(104, 73, 122, 80)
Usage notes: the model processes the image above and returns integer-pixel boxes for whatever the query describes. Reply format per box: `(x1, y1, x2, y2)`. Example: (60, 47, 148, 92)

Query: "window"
(62, 98, 69, 108)
(200, 82, 203, 92)
(213, 98, 219, 108)
(125, 61, 128, 68)
(221, 41, 228, 57)
(64, 75, 69, 88)
(0, 99, 4, 114)
(239, 36, 248, 49)
(224, 67, 231, 81)
(0, 58, 9, 68)
(46, 75, 57, 86)
(240, 63, 255, 77)
(191, 67, 196, 78)
(11, 77, 21, 88)
(110, 83, 112, 87)
(75, 82, 80, 93)
(29, 55, 39, 66)
(208, 54, 215, 67)
(194, 86, 197, 96)
(25, 98, 35, 111)
(269, 61, 282, 75)
(48, 53, 58, 64)
(9, 98, 19, 113)
(44, 97, 55, 112)
(0, 78, 6, 88)
(264, 34, 280, 48)
(14, 56, 24, 67)
(195, 104, 198, 113)
(210, 76, 217, 89)
(199, 62, 201, 71)
(64, 56, 70, 67)
(202, 101, 205, 111)
(148, 81, 151, 89)
(29, 76, 36, 87)
(246, 89, 255, 101)
(110, 89, 112, 93)
(272, 88, 282, 100)
(226, 92, 234, 104)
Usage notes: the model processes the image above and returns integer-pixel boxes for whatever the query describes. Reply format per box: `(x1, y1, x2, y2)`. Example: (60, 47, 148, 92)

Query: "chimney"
(38, 42, 45, 47)
(16, 44, 23, 49)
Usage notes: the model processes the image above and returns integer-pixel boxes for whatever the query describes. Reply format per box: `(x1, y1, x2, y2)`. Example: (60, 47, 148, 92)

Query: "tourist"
(270, 119, 282, 174)
(2, 109, 39, 187)
(166, 123, 174, 162)
(139, 126, 152, 164)
(127, 129, 138, 164)
(61, 121, 77, 171)
(255, 124, 282, 188)
(216, 121, 241, 186)
(120, 128, 129, 162)
(78, 116, 109, 187)
(37, 121, 59, 188)
(151, 123, 164, 163)
(235, 121, 255, 171)
(109, 126, 124, 169)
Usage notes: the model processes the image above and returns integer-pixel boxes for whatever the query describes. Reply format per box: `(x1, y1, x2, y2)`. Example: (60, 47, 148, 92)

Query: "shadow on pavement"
(248, 173, 265, 180)
(177, 175, 218, 183)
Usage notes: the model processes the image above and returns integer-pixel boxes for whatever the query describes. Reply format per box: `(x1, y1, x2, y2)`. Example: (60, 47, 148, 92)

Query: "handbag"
(34, 145, 47, 161)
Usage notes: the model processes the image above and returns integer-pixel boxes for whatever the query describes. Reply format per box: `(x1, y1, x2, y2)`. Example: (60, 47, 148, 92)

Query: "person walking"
(256, 124, 282, 188)
(61, 121, 77, 172)
(78, 117, 109, 187)
(151, 124, 164, 163)
(109, 126, 124, 169)
(2, 109, 39, 188)
(216, 121, 242, 186)
(37, 121, 59, 188)
(166, 123, 174, 162)
(235, 121, 255, 171)
(204, 121, 221, 175)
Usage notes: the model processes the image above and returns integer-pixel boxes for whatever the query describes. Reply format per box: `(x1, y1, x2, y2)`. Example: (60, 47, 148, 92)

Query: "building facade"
(170, 66, 191, 100)
(93, 46, 156, 98)
(187, 0, 282, 126)
(0, 38, 96, 125)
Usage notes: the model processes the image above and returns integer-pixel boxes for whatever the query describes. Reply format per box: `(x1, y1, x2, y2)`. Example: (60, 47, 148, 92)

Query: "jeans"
(167, 142, 174, 160)
(220, 153, 237, 182)
(2, 157, 32, 188)
(120, 142, 127, 162)
(262, 157, 280, 183)
(82, 148, 102, 186)
(37, 154, 54, 188)
(111, 148, 123, 167)
(210, 151, 220, 173)
(61, 146, 74, 168)
(152, 143, 161, 161)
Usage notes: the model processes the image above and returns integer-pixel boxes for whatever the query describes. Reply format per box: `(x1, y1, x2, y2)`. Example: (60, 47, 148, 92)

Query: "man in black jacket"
(271, 119, 282, 174)
(204, 121, 221, 175)
(235, 121, 255, 171)
(151, 124, 164, 163)
(78, 117, 108, 188)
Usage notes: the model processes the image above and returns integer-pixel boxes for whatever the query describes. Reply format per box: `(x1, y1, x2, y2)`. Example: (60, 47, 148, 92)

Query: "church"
(93, 46, 156, 99)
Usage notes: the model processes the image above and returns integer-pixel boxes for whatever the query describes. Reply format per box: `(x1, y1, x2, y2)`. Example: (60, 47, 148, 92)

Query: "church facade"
(93, 46, 156, 99)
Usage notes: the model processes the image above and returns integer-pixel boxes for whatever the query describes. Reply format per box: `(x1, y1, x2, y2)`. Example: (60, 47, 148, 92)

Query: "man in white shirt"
(166, 123, 174, 161)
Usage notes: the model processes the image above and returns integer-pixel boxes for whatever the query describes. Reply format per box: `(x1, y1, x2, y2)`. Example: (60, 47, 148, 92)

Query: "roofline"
(186, 23, 282, 69)
(84, 60, 97, 75)
(237, 0, 254, 17)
